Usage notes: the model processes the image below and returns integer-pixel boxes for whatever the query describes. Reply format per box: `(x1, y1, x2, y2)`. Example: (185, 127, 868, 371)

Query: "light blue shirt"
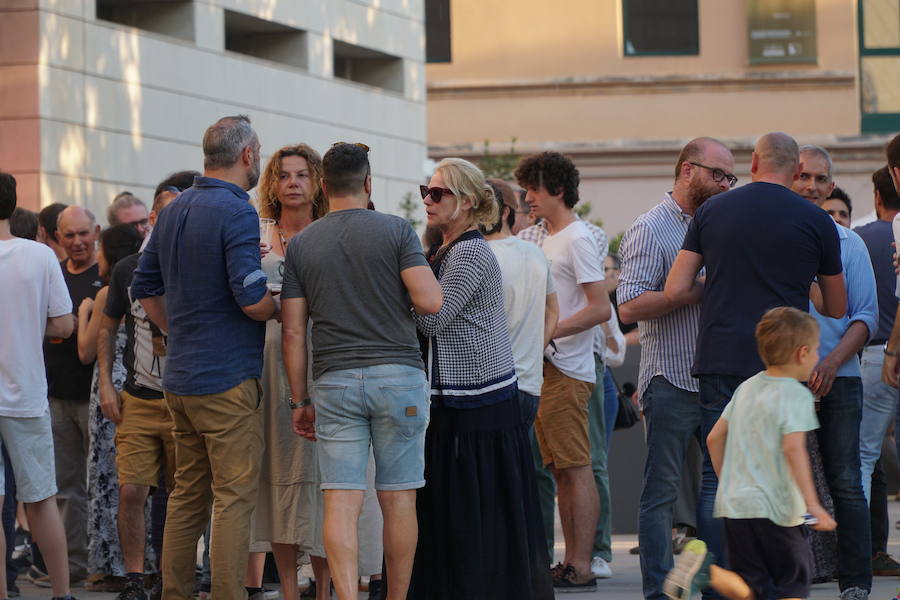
(809, 223, 878, 378)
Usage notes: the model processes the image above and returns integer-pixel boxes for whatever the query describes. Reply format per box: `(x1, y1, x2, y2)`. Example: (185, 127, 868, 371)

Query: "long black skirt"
(407, 396, 554, 600)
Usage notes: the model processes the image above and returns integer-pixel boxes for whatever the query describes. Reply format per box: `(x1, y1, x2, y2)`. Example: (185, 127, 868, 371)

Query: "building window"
(96, 0, 194, 42)
(333, 41, 404, 94)
(622, 0, 699, 56)
(224, 10, 308, 70)
(425, 0, 451, 63)
(859, 0, 900, 133)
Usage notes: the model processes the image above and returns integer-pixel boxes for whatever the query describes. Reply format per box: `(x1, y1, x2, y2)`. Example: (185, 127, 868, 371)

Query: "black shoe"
(368, 578, 383, 600)
(8, 584, 19, 598)
(300, 580, 316, 599)
(552, 564, 597, 593)
(51, 596, 78, 600)
(116, 580, 147, 600)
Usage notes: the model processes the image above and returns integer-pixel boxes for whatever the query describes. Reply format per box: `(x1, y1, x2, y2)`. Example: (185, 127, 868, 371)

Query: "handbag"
(614, 381, 640, 430)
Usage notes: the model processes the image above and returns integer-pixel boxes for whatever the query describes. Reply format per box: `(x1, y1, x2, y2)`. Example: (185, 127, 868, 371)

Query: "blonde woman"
(410, 158, 553, 600)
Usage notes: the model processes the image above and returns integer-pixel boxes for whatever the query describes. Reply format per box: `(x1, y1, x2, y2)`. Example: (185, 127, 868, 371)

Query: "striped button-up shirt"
(617, 194, 700, 401)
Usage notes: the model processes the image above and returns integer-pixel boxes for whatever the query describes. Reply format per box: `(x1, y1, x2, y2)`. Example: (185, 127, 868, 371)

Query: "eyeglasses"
(332, 142, 370, 152)
(126, 218, 150, 229)
(420, 185, 454, 203)
(689, 162, 738, 188)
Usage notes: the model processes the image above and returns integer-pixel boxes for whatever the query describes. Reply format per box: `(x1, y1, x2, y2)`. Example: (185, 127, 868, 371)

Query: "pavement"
(12, 504, 900, 600)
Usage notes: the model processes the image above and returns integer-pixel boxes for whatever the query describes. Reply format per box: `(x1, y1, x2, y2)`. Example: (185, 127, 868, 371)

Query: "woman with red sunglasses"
(409, 158, 553, 600)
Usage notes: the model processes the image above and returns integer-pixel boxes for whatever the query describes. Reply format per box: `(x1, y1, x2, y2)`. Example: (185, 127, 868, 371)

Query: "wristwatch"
(287, 396, 312, 409)
(885, 343, 899, 357)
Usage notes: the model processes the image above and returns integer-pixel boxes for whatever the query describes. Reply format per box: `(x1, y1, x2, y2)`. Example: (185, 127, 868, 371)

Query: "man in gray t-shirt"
(281, 143, 442, 600)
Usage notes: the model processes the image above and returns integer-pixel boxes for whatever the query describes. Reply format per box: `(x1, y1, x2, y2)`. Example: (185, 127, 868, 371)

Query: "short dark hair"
(39, 203, 67, 239)
(514, 151, 580, 208)
(10, 208, 38, 240)
(100, 224, 143, 281)
(322, 143, 370, 197)
(827, 186, 852, 217)
(887, 133, 900, 171)
(0, 172, 16, 220)
(154, 170, 199, 200)
(874, 165, 900, 211)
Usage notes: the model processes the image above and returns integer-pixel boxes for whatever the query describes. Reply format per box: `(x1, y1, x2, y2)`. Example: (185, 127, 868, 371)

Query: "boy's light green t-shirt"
(713, 372, 819, 527)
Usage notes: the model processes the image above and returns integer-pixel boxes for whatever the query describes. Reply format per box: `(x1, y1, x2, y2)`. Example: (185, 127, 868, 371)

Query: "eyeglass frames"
(688, 162, 738, 188)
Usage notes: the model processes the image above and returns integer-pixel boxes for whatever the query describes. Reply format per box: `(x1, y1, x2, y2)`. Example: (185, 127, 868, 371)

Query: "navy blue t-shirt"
(854, 219, 898, 342)
(131, 177, 268, 395)
(682, 182, 842, 378)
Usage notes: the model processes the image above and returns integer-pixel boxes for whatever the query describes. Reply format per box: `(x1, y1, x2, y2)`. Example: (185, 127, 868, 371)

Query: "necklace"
(278, 223, 289, 252)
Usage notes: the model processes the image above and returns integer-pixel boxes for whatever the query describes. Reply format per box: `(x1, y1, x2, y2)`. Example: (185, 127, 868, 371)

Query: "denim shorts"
(0, 409, 57, 502)
(312, 363, 429, 491)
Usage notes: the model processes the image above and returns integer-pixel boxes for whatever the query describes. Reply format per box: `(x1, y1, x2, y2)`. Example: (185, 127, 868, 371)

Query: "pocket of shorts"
(312, 384, 348, 438)
(381, 383, 430, 440)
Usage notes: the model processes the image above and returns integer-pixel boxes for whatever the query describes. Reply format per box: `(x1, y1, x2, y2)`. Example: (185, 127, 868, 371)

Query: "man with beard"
(132, 115, 278, 600)
(665, 132, 847, 597)
(616, 137, 735, 600)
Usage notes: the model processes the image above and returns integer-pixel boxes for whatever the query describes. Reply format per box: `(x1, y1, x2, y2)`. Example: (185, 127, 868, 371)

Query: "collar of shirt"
(192, 176, 250, 200)
(662, 193, 691, 223)
(833, 219, 849, 241)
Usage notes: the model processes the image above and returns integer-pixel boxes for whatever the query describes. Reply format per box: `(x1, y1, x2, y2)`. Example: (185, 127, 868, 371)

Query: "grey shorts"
(0, 409, 58, 502)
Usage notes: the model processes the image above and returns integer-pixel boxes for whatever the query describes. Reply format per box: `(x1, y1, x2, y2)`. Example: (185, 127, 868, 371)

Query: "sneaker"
(116, 580, 147, 600)
(590, 556, 612, 579)
(663, 539, 712, 600)
(840, 587, 868, 600)
(247, 590, 266, 600)
(262, 588, 278, 600)
(552, 564, 597, 593)
(873, 551, 900, 576)
(27, 566, 51, 588)
(629, 544, 640, 555)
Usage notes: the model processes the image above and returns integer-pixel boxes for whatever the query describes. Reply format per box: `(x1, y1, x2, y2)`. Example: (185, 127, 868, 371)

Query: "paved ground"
(13, 505, 900, 600)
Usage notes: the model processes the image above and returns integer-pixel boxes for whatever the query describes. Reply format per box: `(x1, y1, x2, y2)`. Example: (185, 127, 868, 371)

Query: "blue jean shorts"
(312, 363, 429, 491)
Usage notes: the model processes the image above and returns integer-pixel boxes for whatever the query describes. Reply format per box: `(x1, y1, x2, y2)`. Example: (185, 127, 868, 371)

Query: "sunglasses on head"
(420, 185, 454, 203)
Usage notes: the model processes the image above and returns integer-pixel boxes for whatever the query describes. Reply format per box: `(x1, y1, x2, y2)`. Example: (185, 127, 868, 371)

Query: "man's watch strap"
(885, 343, 899, 357)
(288, 396, 312, 409)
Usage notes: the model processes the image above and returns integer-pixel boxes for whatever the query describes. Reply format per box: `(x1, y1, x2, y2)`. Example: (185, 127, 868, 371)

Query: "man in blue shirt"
(854, 166, 900, 576)
(790, 145, 877, 599)
(665, 132, 847, 591)
(132, 115, 278, 600)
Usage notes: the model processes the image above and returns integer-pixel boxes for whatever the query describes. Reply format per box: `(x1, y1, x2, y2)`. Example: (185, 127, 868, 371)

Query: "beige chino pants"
(161, 379, 263, 600)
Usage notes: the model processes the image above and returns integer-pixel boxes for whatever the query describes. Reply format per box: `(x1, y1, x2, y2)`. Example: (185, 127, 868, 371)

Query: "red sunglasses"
(420, 185, 454, 203)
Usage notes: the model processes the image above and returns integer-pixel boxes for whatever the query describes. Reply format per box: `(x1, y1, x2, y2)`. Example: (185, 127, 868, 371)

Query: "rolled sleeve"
(617, 221, 664, 305)
(224, 207, 268, 307)
(132, 233, 165, 299)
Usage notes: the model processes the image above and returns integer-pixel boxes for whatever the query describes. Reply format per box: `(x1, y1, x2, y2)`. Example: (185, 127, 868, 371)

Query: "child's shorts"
(724, 518, 812, 599)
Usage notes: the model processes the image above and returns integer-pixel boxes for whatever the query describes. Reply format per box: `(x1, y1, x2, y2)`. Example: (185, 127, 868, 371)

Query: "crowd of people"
(1, 114, 900, 600)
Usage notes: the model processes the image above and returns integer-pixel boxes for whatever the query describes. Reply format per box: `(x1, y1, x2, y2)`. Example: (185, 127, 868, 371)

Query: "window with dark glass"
(622, 0, 699, 56)
(425, 0, 451, 63)
(859, 0, 900, 133)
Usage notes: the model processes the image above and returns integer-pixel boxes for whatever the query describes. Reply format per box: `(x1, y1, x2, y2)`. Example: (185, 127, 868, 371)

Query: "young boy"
(664, 306, 837, 600)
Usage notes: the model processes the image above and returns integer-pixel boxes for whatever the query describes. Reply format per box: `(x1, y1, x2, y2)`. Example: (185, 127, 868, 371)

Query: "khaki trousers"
(161, 379, 262, 600)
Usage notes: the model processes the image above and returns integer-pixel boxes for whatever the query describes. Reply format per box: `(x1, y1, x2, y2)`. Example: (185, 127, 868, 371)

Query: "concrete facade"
(426, 0, 896, 238)
(0, 0, 427, 222)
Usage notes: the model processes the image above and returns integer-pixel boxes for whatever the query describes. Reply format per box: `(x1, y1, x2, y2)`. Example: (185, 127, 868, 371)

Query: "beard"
(687, 176, 722, 210)
(246, 150, 261, 190)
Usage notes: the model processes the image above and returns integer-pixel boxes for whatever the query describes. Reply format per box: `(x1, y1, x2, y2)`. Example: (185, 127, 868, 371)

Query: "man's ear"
(364, 174, 372, 196)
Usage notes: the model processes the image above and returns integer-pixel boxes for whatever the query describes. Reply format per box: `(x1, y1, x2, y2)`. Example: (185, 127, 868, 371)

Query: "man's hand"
(99, 383, 122, 424)
(883, 353, 900, 388)
(808, 504, 837, 532)
(291, 405, 316, 441)
(808, 356, 839, 398)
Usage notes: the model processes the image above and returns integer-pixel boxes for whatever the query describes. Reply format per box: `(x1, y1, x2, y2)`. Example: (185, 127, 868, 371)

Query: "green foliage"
(398, 191, 421, 229)
(608, 231, 624, 256)
(480, 138, 518, 180)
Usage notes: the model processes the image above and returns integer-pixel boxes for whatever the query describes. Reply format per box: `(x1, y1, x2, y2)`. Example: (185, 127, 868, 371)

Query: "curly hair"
(434, 158, 498, 228)
(258, 144, 327, 222)
(514, 151, 580, 208)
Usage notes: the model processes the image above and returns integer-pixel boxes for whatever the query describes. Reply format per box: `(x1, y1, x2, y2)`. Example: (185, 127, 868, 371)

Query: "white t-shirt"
(0, 238, 72, 417)
(487, 236, 556, 396)
(542, 221, 604, 383)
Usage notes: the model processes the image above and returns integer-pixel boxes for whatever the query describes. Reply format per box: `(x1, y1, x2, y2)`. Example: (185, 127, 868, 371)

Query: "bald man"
(664, 132, 846, 589)
(43, 205, 102, 584)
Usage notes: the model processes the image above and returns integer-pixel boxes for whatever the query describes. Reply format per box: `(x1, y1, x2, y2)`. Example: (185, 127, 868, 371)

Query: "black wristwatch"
(287, 396, 312, 409)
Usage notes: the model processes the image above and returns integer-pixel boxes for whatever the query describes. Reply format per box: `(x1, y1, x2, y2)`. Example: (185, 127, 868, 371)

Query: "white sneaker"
(590, 556, 612, 579)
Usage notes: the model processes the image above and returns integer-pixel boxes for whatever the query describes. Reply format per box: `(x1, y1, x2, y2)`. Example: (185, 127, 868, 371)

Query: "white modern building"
(0, 0, 427, 221)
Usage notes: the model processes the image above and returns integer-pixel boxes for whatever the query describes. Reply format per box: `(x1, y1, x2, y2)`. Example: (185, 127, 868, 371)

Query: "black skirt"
(408, 397, 554, 600)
